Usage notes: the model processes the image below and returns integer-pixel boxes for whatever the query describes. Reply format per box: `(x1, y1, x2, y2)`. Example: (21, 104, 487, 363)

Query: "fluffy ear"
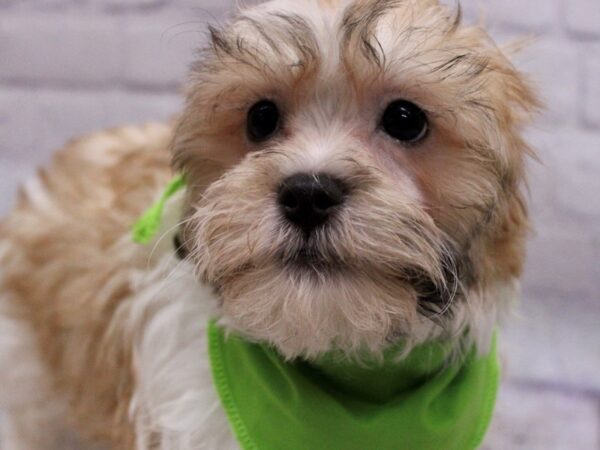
(489, 39, 542, 127)
(479, 71, 537, 284)
(484, 188, 530, 282)
(471, 39, 541, 285)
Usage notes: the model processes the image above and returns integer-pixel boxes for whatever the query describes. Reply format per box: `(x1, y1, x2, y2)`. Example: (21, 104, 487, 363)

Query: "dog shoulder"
(0, 122, 194, 447)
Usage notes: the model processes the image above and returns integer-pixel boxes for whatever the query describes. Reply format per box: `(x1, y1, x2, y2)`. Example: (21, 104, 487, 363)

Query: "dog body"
(0, 125, 242, 449)
(0, 0, 537, 448)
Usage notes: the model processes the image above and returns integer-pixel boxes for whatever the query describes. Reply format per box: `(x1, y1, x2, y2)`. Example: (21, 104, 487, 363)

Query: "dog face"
(172, 0, 538, 359)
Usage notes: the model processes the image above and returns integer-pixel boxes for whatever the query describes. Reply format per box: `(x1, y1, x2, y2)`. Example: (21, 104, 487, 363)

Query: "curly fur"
(0, 0, 538, 448)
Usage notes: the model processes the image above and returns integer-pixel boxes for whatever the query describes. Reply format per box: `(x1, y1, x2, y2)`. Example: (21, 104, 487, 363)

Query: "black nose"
(277, 173, 347, 235)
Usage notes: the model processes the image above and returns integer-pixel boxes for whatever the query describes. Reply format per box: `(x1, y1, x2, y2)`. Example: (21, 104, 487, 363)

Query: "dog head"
(172, 0, 538, 359)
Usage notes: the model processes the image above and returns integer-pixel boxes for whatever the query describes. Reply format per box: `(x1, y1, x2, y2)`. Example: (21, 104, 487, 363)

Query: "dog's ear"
(478, 61, 538, 284)
(470, 40, 540, 284)
(485, 188, 530, 282)
(488, 40, 542, 128)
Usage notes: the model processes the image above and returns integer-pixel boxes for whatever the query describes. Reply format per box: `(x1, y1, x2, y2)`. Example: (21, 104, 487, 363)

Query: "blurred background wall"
(0, 1, 598, 448)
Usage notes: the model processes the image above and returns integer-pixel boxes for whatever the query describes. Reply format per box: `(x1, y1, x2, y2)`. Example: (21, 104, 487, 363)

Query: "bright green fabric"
(132, 174, 186, 244)
(209, 322, 499, 450)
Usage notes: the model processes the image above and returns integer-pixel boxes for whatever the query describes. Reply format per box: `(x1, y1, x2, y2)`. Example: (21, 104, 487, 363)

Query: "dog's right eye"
(247, 100, 280, 142)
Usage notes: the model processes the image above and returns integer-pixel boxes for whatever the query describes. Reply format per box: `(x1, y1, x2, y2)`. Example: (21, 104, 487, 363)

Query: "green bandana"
(132, 174, 186, 244)
(209, 322, 499, 450)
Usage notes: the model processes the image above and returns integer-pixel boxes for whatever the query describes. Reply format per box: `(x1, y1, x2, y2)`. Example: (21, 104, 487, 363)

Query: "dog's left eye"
(381, 100, 429, 144)
(247, 100, 280, 142)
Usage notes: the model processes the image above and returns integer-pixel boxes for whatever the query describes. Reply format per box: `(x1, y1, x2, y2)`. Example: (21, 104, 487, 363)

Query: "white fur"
(126, 194, 238, 449)
(125, 194, 239, 450)
(126, 259, 237, 450)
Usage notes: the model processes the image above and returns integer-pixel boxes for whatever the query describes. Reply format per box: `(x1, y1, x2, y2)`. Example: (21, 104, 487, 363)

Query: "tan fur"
(1, 124, 174, 446)
(0, 0, 538, 448)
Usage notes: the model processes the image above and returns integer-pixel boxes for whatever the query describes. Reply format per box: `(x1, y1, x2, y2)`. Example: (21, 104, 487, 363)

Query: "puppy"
(0, 0, 538, 449)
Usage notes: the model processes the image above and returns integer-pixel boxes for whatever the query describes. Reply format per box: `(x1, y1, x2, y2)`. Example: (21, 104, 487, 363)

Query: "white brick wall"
(0, 1, 599, 447)
(565, 0, 600, 38)
(583, 43, 600, 126)
(0, 14, 123, 86)
(0, 0, 599, 430)
(471, 0, 560, 32)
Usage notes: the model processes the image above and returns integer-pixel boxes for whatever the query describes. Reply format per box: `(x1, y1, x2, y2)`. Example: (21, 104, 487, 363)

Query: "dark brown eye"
(247, 100, 280, 142)
(381, 100, 429, 143)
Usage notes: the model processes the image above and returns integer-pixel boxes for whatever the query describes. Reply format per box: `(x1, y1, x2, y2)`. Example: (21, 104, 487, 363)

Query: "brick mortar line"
(581, 121, 600, 132)
(0, 10, 593, 45)
(0, 4, 231, 17)
(557, 0, 600, 42)
(508, 377, 600, 402)
(0, 79, 183, 96)
(0, 5, 594, 41)
(564, 28, 600, 43)
(597, 401, 600, 450)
